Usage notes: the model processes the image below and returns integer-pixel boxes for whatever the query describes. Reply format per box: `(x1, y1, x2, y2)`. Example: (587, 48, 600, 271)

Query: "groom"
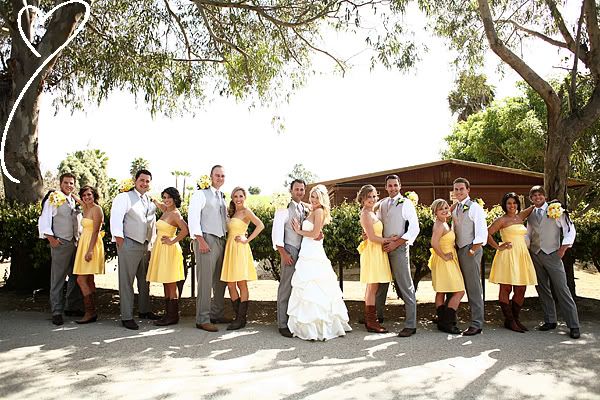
(377, 175, 420, 337)
(272, 179, 307, 337)
(188, 165, 230, 332)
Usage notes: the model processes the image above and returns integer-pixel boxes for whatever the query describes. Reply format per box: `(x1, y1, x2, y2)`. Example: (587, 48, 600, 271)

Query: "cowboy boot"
(443, 307, 462, 334)
(435, 305, 445, 330)
(365, 305, 388, 333)
(231, 298, 240, 322)
(154, 298, 170, 326)
(511, 300, 528, 331)
(76, 294, 97, 324)
(227, 301, 248, 330)
(155, 299, 179, 326)
(499, 302, 524, 333)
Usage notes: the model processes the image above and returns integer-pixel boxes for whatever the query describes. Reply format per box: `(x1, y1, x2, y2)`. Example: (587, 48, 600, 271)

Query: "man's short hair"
(453, 177, 470, 189)
(289, 179, 306, 191)
(385, 175, 400, 184)
(529, 185, 546, 197)
(135, 169, 152, 180)
(59, 172, 76, 184)
(210, 165, 224, 175)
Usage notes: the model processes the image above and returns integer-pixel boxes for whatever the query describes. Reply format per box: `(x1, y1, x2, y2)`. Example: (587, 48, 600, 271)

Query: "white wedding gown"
(287, 220, 352, 341)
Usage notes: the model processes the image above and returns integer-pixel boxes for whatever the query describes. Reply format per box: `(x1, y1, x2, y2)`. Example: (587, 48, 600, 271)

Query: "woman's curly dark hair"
(162, 187, 182, 208)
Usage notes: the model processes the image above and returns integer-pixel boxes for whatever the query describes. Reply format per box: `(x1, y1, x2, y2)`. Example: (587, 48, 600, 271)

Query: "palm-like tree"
(180, 171, 192, 198)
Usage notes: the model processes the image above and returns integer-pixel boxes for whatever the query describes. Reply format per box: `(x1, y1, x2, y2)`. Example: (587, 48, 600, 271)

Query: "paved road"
(1, 311, 599, 400)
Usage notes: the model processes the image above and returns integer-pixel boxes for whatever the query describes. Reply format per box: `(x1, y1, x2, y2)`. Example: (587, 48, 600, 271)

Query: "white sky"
(34, 4, 576, 196)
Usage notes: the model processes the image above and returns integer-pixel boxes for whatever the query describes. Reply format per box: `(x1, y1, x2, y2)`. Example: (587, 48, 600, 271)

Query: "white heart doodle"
(1, 0, 91, 184)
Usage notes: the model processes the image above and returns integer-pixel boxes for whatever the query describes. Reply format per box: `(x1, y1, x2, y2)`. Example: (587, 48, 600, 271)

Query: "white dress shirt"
(271, 201, 303, 250)
(188, 186, 224, 238)
(38, 193, 75, 239)
(109, 188, 147, 241)
(376, 194, 420, 246)
(458, 196, 488, 246)
(527, 202, 577, 246)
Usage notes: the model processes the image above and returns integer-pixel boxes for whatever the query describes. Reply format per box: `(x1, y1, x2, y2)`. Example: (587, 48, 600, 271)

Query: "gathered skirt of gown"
(287, 221, 352, 341)
(73, 218, 105, 275)
(220, 217, 257, 282)
(489, 224, 537, 285)
(146, 220, 184, 283)
(357, 220, 393, 283)
(427, 230, 465, 293)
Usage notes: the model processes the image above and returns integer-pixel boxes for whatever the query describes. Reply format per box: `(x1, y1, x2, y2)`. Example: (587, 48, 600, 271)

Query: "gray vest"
(52, 198, 77, 241)
(123, 191, 156, 244)
(200, 188, 227, 238)
(528, 208, 561, 254)
(381, 197, 407, 238)
(453, 199, 475, 249)
(283, 202, 304, 249)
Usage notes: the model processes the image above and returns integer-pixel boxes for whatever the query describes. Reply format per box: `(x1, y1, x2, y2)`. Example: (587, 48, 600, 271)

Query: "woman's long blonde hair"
(228, 186, 247, 218)
(310, 184, 331, 225)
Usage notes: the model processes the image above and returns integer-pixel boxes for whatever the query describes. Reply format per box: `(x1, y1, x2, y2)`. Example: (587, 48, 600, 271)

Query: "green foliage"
(0, 200, 50, 269)
(447, 72, 495, 122)
(58, 149, 112, 201)
(130, 157, 150, 178)
(284, 163, 319, 188)
(248, 186, 261, 195)
(323, 202, 362, 270)
(570, 209, 600, 271)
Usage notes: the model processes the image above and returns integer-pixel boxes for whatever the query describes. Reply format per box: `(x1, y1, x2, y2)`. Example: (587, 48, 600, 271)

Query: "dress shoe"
(196, 323, 218, 332)
(279, 327, 294, 338)
(122, 319, 139, 330)
(64, 309, 85, 317)
(570, 328, 581, 339)
(358, 316, 385, 324)
(52, 314, 64, 326)
(537, 322, 557, 331)
(462, 326, 482, 336)
(210, 317, 233, 324)
(139, 312, 160, 320)
(397, 328, 416, 337)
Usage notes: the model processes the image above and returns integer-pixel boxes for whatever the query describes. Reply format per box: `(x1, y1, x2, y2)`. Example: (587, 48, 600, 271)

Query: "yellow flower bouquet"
(48, 191, 66, 207)
(197, 175, 211, 190)
(547, 203, 564, 219)
(119, 178, 135, 193)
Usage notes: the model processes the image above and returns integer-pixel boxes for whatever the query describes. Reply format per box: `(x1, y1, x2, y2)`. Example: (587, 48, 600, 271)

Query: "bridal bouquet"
(271, 192, 291, 210)
(405, 191, 419, 206)
(547, 203, 564, 219)
(197, 175, 211, 190)
(119, 178, 135, 193)
(48, 191, 66, 207)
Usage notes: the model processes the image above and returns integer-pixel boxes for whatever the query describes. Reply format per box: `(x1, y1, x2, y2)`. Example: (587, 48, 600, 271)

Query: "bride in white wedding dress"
(287, 184, 352, 341)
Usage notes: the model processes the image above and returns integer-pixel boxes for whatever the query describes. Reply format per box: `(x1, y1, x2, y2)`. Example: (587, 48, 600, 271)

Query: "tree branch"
(292, 27, 345, 75)
(477, 0, 561, 114)
(583, 0, 600, 77)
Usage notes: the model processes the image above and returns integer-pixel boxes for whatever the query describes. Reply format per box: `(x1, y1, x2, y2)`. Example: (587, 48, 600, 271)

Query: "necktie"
(216, 190, 226, 236)
(536, 208, 543, 222)
(388, 198, 394, 207)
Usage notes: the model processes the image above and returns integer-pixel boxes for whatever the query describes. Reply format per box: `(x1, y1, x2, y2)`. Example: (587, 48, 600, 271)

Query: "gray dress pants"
(531, 251, 580, 328)
(457, 245, 484, 329)
(117, 237, 151, 320)
(375, 244, 416, 328)
(49, 239, 82, 315)
(194, 234, 226, 324)
(277, 244, 300, 329)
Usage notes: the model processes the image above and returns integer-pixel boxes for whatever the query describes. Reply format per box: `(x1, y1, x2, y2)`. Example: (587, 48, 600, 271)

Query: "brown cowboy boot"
(443, 307, 462, 334)
(435, 305, 445, 330)
(75, 294, 97, 324)
(511, 300, 528, 331)
(499, 302, 524, 333)
(365, 305, 388, 333)
(155, 299, 179, 326)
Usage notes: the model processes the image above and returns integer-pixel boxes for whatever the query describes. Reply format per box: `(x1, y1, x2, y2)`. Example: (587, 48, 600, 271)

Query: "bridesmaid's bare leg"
(237, 281, 249, 302)
(227, 282, 239, 301)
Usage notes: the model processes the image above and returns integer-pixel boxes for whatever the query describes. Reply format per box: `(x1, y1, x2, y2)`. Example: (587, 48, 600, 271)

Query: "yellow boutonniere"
(547, 203, 564, 219)
(48, 191, 66, 207)
(476, 198, 485, 208)
(405, 191, 419, 206)
(119, 178, 135, 193)
(197, 175, 211, 190)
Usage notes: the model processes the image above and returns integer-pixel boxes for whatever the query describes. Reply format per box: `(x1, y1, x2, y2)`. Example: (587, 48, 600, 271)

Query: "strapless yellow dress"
(358, 220, 392, 284)
(146, 220, 184, 283)
(220, 218, 257, 282)
(73, 218, 105, 275)
(427, 230, 465, 292)
(489, 224, 537, 285)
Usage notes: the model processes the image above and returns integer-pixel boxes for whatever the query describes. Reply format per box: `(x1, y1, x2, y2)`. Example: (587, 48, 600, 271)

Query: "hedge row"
(1, 200, 599, 284)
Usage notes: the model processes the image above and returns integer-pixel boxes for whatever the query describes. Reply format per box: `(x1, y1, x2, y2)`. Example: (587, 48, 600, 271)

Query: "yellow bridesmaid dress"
(427, 230, 465, 292)
(146, 220, 184, 283)
(489, 224, 538, 285)
(73, 218, 105, 275)
(358, 220, 393, 283)
(221, 218, 257, 282)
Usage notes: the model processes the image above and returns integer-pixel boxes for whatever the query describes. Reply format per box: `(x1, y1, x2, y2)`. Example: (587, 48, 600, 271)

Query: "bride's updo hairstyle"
(228, 186, 247, 218)
(310, 184, 332, 225)
(356, 184, 376, 207)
